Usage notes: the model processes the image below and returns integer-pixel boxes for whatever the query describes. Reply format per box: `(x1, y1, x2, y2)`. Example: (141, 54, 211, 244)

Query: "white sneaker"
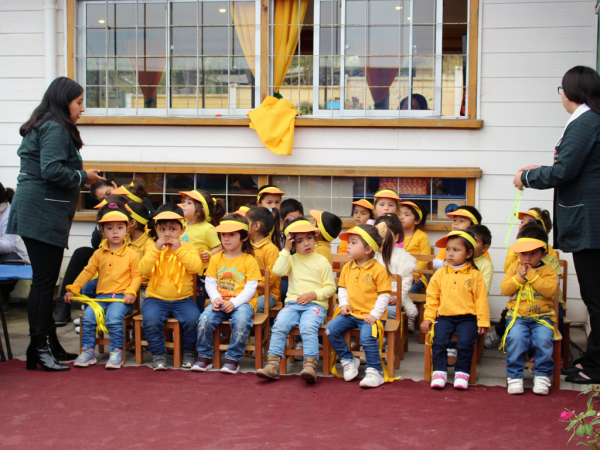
(341, 357, 360, 381)
(407, 317, 415, 333)
(447, 348, 458, 358)
(431, 371, 447, 389)
(294, 342, 303, 361)
(533, 375, 551, 395)
(454, 371, 470, 390)
(73, 318, 80, 326)
(360, 368, 384, 388)
(484, 330, 500, 349)
(75, 326, 80, 334)
(507, 377, 524, 395)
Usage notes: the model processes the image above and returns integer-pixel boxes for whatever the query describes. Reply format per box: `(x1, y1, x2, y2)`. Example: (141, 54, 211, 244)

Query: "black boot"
(53, 297, 72, 327)
(26, 335, 70, 372)
(48, 329, 77, 361)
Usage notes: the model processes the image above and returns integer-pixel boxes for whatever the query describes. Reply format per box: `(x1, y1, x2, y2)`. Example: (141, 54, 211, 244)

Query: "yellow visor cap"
(509, 238, 547, 253)
(351, 199, 374, 210)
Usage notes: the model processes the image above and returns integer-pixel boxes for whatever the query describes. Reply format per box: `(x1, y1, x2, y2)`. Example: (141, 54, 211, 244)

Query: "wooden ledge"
(77, 115, 483, 129)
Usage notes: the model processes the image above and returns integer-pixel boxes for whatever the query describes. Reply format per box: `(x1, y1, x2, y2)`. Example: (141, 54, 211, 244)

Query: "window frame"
(67, 0, 482, 128)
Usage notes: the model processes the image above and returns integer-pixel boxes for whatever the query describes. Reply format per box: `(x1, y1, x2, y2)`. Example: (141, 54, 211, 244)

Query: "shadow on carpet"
(0, 360, 584, 449)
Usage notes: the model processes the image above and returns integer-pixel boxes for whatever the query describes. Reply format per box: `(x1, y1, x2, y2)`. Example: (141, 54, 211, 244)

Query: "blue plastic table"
(0, 264, 32, 361)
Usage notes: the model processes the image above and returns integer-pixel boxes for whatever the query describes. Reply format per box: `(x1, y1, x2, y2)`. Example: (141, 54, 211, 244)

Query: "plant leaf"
(585, 423, 594, 435)
(576, 424, 586, 438)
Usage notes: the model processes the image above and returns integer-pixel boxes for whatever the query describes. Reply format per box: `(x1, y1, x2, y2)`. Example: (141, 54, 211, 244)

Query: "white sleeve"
(370, 293, 390, 320)
(231, 280, 258, 309)
(432, 258, 445, 270)
(338, 287, 349, 307)
(0, 209, 16, 254)
(205, 276, 220, 303)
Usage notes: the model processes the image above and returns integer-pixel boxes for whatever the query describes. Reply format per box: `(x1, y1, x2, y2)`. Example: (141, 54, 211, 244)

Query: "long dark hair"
(247, 206, 282, 250)
(0, 182, 14, 204)
(562, 66, 600, 116)
(20, 77, 84, 149)
(356, 223, 394, 275)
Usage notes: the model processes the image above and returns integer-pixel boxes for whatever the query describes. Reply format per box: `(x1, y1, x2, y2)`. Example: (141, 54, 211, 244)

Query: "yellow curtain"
(273, 0, 308, 93)
(231, 2, 256, 76)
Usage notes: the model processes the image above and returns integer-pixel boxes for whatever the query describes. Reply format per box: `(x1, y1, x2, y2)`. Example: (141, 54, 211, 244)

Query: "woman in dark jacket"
(8, 77, 104, 372)
(514, 66, 600, 384)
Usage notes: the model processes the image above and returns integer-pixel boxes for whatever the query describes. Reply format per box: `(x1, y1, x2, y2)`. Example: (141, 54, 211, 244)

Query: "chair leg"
(280, 345, 288, 374)
(562, 324, 570, 367)
(469, 340, 477, 384)
(135, 320, 143, 364)
(121, 321, 127, 365)
(395, 331, 401, 370)
(553, 341, 561, 389)
(418, 303, 426, 344)
(322, 335, 330, 376)
(98, 331, 104, 355)
(173, 324, 182, 368)
(213, 327, 221, 369)
(288, 334, 295, 364)
(386, 331, 395, 378)
(0, 306, 12, 360)
(79, 317, 83, 355)
(476, 335, 484, 364)
(254, 326, 263, 371)
(424, 340, 432, 382)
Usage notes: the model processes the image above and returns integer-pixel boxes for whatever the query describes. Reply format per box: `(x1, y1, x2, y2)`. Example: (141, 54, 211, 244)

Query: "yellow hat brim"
(154, 211, 185, 222)
(509, 240, 546, 253)
(213, 222, 247, 233)
(351, 199, 374, 210)
(180, 190, 204, 204)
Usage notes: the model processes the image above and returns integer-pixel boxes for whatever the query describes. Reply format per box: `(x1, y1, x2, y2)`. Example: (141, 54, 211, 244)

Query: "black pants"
(58, 246, 95, 299)
(23, 237, 65, 337)
(432, 314, 477, 374)
(572, 249, 600, 378)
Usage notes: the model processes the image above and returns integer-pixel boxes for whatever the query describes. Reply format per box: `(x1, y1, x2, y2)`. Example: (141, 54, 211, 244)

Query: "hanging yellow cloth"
(231, 2, 256, 76)
(69, 294, 126, 336)
(247, 96, 298, 155)
(151, 247, 187, 295)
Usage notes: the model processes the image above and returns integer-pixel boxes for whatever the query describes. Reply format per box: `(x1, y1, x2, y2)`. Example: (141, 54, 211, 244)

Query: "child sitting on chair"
(421, 230, 489, 390)
(309, 209, 342, 265)
(500, 223, 558, 396)
(139, 205, 203, 371)
(66, 203, 142, 369)
(255, 217, 336, 384)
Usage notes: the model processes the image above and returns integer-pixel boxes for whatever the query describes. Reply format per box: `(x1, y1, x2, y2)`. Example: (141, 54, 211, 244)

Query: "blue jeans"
(409, 278, 425, 294)
(432, 315, 477, 373)
(82, 279, 98, 298)
(81, 294, 134, 351)
(257, 294, 277, 314)
(196, 303, 255, 362)
(506, 316, 554, 378)
(326, 314, 383, 374)
(195, 275, 207, 314)
(142, 297, 200, 355)
(268, 302, 326, 360)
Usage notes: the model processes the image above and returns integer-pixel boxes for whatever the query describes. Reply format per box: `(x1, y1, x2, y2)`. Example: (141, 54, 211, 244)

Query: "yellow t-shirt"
(252, 236, 281, 301)
(403, 228, 431, 286)
(339, 258, 392, 320)
(315, 240, 333, 265)
(205, 252, 263, 312)
(182, 221, 221, 254)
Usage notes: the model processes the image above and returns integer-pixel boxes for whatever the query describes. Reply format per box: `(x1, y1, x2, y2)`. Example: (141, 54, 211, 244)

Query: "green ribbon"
(504, 188, 525, 249)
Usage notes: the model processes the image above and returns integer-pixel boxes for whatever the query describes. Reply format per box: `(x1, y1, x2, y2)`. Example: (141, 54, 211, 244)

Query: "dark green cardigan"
(7, 121, 88, 249)
(522, 110, 600, 253)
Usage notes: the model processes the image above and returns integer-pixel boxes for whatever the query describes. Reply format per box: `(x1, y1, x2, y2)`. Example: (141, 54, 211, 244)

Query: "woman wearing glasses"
(513, 66, 600, 385)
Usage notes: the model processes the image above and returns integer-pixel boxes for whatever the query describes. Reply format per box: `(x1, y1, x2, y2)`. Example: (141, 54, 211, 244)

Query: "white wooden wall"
(0, 0, 596, 324)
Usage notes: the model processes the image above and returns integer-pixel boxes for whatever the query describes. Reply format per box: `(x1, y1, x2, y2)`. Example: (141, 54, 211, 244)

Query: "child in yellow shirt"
(373, 189, 401, 217)
(337, 199, 374, 254)
(256, 185, 285, 211)
(246, 206, 282, 313)
(310, 209, 342, 265)
(139, 206, 203, 370)
(500, 225, 557, 396)
(194, 214, 262, 374)
(421, 230, 490, 390)
(125, 201, 154, 306)
(327, 223, 394, 389)
(398, 201, 431, 294)
(66, 203, 142, 369)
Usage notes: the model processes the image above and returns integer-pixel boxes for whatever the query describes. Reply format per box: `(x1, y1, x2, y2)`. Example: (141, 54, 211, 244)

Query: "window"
(77, 0, 260, 116)
(270, 0, 469, 118)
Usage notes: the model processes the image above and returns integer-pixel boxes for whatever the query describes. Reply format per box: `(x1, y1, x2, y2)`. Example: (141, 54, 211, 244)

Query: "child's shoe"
(533, 375, 551, 395)
(341, 357, 360, 381)
(430, 371, 447, 389)
(75, 326, 80, 334)
(220, 359, 240, 374)
(360, 368, 384, 388)
(181, 350, 195, 368)
(447, 348, 457, 367)
(256, 354, 281, 380)
(294, 342, 303, 361)
(74, 348, 96, 367)
(507, 377, 524, 395)
(73, 318, 80, 326)
(191, 357, 213, 372)
(152, 353, 168, 371)
(105, 349, 123, 369)
(454, 371, 469, 390)
(484, 330, 500, 349)
(407, 317, 415, 333)
(300, 357, 318, 384)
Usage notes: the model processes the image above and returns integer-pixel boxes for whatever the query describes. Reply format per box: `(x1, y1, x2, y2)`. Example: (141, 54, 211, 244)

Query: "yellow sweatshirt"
(139, 241, 204, 301)
(403, 229, 431, 286)
(315, 240, 333, 265)
(252, 236, 281, 301)
(68, 241, 142, 296)
(474, 254, 494, 294)
(424, 263, 490, 328)
(273, 249, 336, 310)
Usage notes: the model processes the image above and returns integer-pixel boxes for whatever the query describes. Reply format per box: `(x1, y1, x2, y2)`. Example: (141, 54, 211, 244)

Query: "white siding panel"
(0, 146, 21, 167)
(480, 199, 555, 225)
(480, 102, 569, 127)
(483, 2, 595, 29)
(480, 175, 556, 201)
(0, 56, 45, 78)
(482, 26, 595, 54)
(0, 78, 46, 101)
(481, 77, 564, 103)
(481, 51, 595, 78)
(0, 34, 45, 56)
(0, 0, 62, 11)
(484, 0, 588, 3)
(0, 10, 64, 34)
(0, 100, 39, 123)
(0, 167, 21, 188)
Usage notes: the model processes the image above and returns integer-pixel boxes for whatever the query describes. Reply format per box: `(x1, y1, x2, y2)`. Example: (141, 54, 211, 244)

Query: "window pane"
(108, 86, 136, 108)
(147, 194, 164, 210)
(166, 173, 194, 193)
(368, 0, 402, 25)
(196, 174, 227, 195)
(320, 0, 341, 26)
(172, 2, 198, 27)
(203, 27, 229, 56)
(346, 0, 366, 26)
(87, 4, 106, 28)
(229, 174, 259, 194)
(204, 2, 230, 26)
(138, 3, 167, 27)
(172, 27, 197, 56)
(414, 0, 436, 24)
(134, 173, 164, 194)
(108, 57, 135, 85)
(85, 86, 105, 108)
(86, 28, 106, 56)
(229, 195, 254, 213)
(273, 176, 299, 197)
(86, 57, 106, 85)
(105, 172, 134, 188)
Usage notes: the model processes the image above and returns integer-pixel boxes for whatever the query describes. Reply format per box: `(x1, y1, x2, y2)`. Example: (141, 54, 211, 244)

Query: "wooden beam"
(467, 0, 480, 119)
(67, 0, 75, 79)
(260, 0, 269, 102)
(467, 178, 477, 206)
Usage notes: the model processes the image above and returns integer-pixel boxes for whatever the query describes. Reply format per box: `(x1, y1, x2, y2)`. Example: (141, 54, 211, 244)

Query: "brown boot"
(256, 354, 281, 380)
(300, 357, 318, 384)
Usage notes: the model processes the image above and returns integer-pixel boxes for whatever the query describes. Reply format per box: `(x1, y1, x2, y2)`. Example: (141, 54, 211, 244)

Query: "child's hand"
(420, 320, 432, 334)
(364, 314, 377, 325)
(155, 237, 168, 250)
(213, 297, 224, 311)
(200, 251, 211, 263)
(478, 327, 487, 335)
(339, 305, 352, 316)
(388, 295, 397, 306)
(518, 264, 528, 281)
(284, 234, 294, 252)
(64, 291, 74, 304)
(412, 274, 421, 285)
(221, 301, 235, 313)
(167, 238, 181, 250)
(296, 292, 317, 305)
(123, 293, 136, 304)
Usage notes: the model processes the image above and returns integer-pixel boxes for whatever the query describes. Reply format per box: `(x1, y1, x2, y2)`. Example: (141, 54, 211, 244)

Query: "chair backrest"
(260, 268, 270, 316)
(558, 258, 568, 308)
(410, 253, 436, 276)
(332, 254, 350, 275)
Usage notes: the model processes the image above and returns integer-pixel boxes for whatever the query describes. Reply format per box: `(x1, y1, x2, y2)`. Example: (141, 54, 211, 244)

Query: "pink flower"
(561, 411, 574, 420)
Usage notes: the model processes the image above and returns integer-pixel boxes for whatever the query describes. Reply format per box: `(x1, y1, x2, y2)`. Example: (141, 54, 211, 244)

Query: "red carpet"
(0, 360, 585, 449)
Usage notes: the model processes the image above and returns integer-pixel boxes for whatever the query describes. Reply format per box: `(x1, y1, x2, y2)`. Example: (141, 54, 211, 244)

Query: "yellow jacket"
(139, 241, 204, 301)
(337, 239, 348, 255)
(68, 241, 142, 296)
(404, 229, 431, 286)
(252, 236, 281, 301)
(315, 240, 333, 265)
(501, 261, 558, 320)
(128, 231, 155, 287)
(424, 263, 490, 328)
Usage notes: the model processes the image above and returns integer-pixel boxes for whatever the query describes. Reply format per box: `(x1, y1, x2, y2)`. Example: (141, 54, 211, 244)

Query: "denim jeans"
(257, 294, 277, 314)
(326, 314, 383, 374)
(409, 278, 425, 294)
(82, 279, 98, 298)
(195, 275, 207, 314)
(506, 316, 554, 378)
(142, 296, 200, 355)
(196, 303, 255, 362)
(432, 315, 477, 374)
(268, 302, 326, 359)
(81, 293, 135, 351)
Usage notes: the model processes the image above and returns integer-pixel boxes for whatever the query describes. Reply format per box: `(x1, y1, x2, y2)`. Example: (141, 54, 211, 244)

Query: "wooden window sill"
(77, 115, 483, 129)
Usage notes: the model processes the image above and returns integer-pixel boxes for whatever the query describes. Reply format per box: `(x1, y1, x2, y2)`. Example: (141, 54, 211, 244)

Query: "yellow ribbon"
(346, 226, 380, 252)
(129, 210, 148, 225)
(69, 294, 128, 336)
(121, 186, 143, 203)
(151, 247, 186, 294)
(504, 188, 524, 249)
(316, 218, 334, 242)
(425, 321, 436, 378)
(196, 192, 212, 223)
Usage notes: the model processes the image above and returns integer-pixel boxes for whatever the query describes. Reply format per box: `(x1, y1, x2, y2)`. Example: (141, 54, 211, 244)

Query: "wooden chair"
(79, 295, 141, 364)
(407, 253, 436, 344)
(269, 275, 286, 320)
(212, 269, 271, 370)
(424, 331, 478, 384)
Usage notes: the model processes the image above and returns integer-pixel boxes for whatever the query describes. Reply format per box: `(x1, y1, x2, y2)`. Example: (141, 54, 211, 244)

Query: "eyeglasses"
(558, 86, 563, 95)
